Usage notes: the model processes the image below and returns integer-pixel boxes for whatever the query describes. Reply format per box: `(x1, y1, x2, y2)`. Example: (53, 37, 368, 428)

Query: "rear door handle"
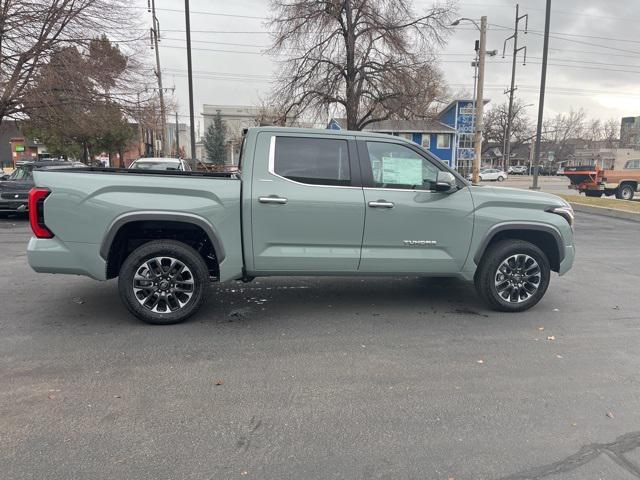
(259, 196, 288, 205)
(368, 201, 394, 209)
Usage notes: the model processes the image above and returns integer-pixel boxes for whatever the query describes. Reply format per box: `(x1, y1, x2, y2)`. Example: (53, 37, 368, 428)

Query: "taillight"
(28, 188, 54, 238)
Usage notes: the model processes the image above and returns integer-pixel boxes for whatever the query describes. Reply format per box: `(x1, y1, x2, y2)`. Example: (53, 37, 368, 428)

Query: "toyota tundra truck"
(27, 127, 575, 324)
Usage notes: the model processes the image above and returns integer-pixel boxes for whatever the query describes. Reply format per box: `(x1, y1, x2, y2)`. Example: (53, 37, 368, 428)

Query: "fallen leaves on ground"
(476, 359, 484, 364)
(606, 412, 615, 419)
(215, 379, 224, 386)
(547, 335, 556, 341)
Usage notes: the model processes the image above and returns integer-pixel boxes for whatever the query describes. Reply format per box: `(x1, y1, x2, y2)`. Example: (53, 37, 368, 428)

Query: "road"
(2, 213, 640, 480)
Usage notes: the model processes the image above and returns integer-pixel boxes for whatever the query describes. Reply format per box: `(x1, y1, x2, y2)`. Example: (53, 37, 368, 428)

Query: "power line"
(134, 6, 267, 20)
(461, 2, 639, 23)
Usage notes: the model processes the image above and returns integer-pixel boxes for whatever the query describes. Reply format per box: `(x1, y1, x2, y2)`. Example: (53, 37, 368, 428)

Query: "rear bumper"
(27, 237, 107, 280)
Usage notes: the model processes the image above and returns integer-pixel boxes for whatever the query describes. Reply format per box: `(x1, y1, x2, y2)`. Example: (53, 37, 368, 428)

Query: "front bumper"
(559, 244, 575, 276)
(0, 200, 28, 212)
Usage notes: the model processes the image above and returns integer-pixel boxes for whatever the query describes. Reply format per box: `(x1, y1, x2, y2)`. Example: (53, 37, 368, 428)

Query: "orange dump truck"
(564, 160, 640, 200)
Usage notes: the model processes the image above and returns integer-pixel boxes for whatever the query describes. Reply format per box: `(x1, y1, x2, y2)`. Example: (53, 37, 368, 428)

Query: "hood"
(469, 185, 569, 209)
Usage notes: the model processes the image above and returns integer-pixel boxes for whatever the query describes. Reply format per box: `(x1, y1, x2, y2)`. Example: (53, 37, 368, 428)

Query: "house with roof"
(327, 117, 457, 167)
(327, 98, 489, 172)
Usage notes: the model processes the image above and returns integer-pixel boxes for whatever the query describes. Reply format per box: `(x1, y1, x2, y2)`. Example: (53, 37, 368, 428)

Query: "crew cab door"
(250, 132, 365, 272)
(358, 139, 474, 274)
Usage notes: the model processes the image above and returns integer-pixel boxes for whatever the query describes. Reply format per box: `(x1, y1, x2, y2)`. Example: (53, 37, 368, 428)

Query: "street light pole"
(185, 0, 197, 165)
(472, 16, 487, 185)
(531, 0, 551, 191)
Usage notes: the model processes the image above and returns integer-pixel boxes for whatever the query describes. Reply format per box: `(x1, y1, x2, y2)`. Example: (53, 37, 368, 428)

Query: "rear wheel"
(118, 240, 209, 325)
(475, 240, 550, 312)
(616, 184, 635, 201)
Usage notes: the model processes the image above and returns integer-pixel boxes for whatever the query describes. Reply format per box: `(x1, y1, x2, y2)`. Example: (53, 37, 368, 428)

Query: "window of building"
(458, 133, 475, 149)
(366, 141, 440, 191)
(273, 137, 351, 186)
(422, 135, 431, 149)
(436, 134, 451, 149)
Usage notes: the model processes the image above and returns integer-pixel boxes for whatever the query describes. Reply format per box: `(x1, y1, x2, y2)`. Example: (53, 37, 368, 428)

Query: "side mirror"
(435, 171, 457, 192)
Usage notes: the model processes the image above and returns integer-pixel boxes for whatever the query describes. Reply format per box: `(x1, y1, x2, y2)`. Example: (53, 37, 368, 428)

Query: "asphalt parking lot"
(2, 213, 640, 480)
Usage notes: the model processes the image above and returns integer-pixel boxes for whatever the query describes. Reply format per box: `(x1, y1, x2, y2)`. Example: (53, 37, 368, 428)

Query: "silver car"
(129, 158, 192, 172)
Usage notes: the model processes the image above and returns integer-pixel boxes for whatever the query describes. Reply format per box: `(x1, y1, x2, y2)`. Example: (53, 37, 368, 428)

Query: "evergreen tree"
(203, 111, 227, 165)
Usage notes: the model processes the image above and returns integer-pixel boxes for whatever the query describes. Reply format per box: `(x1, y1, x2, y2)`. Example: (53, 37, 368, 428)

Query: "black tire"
(497, 175, 505, 182)
(118, 240, 209, 325)
(474, 240, 551, 312)
(616, 183, 635, 201)
(585, 191, 603, 198)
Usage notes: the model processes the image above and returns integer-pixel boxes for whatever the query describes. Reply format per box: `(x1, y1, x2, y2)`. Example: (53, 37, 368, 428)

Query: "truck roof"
(246, 126, 416, 142)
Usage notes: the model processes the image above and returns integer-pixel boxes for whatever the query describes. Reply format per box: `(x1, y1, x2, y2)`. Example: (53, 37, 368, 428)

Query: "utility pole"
(149, 0, 167, 156)
(175, 112, 180, 158)
(532, 0, 552, 190)
(184, 0, 197, 164)
(472, 16, 488, 185)
(502, 4, 528, 171)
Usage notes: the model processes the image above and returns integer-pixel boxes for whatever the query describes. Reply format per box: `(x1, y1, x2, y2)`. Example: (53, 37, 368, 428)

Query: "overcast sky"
(137, 0, 640, 133)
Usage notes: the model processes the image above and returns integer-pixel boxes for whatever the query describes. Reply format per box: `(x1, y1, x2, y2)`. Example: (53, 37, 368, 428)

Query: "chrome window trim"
(363, 187, 439, 194)
(267, 135, 361, 190)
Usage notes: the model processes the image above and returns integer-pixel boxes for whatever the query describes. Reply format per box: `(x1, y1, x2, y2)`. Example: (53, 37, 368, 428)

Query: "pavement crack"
(499, 431, 640, 480)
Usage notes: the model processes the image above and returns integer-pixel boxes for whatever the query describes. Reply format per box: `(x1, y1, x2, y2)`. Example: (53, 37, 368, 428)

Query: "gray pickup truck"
(27, 127, 575, 324)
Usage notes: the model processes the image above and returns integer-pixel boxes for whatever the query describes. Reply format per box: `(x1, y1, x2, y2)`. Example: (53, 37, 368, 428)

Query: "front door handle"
(259, 196, 288, 205)
(368, 200, 395, 209)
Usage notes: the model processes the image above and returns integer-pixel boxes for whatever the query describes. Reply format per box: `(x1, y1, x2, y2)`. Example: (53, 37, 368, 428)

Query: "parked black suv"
(0, 159, 84, 215)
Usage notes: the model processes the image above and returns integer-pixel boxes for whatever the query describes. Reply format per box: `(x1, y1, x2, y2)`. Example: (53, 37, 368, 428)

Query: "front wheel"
(474, 240, 550, 312)
(118, 240, 209, 325)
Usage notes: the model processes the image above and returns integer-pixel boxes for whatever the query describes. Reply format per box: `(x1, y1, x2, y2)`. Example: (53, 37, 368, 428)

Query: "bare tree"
(543, 109, 586, 164)
(483, 99, 533, 155)
(0, 0, 144, 126)
(602, 118, 619, 148)
(268, 0, 456, 130)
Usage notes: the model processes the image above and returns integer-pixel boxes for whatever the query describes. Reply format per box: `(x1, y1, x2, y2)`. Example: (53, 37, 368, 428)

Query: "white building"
(202, 105, 270, 166)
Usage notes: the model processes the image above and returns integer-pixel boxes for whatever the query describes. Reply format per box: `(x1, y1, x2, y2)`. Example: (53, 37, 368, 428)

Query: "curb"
(569, 202, 640, 223)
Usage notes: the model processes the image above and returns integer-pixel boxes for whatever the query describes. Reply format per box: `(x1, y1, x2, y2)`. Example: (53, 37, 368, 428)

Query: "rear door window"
(273, 137, 350, 186)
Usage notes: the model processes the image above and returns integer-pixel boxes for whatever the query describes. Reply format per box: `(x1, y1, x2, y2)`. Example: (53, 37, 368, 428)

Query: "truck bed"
(58, 166, 237, 178)
(29, 168, 244, 282)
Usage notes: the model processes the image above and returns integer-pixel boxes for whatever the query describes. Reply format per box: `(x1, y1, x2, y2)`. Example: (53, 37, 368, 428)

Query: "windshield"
(131, 161, 181, 171)
(8, 166, 33, 181)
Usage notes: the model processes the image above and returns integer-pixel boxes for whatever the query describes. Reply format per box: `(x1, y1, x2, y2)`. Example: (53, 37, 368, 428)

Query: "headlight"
(548, 205, 574, 230)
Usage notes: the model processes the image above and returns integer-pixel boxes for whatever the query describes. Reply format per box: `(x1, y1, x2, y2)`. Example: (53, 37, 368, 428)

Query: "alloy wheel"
(494, 254, 541, 304)
(132, 256, 195, 314)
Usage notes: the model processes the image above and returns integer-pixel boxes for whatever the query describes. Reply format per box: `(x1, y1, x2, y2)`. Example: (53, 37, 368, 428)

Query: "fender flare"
(99, 211, 226, 262)
(473, 222, 565, 265)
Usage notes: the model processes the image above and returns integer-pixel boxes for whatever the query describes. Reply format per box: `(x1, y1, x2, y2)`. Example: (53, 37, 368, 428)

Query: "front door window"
(366, 141, 439, 191)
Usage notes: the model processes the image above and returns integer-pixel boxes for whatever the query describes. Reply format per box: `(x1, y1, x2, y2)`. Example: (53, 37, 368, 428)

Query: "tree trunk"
(344, 0, 358, 131)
